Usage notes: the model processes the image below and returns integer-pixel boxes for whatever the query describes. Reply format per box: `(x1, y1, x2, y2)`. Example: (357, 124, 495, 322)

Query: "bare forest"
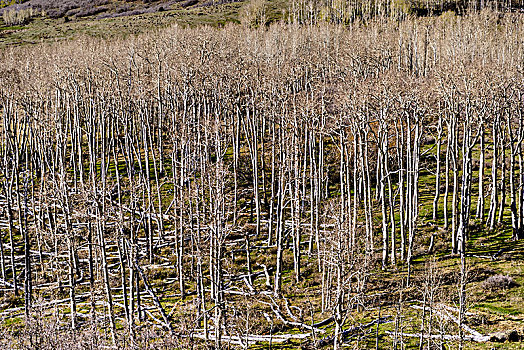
(0, 5, 523, 349)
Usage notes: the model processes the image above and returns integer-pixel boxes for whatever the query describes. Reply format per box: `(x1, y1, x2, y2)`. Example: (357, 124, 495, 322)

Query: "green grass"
(0, 25, 24, 30)
(3, 316, 22, 327)
(473, 303, 521, 316)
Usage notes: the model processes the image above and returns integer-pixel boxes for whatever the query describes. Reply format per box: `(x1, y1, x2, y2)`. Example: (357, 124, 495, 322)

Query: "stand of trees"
(0, 10, 522, 349)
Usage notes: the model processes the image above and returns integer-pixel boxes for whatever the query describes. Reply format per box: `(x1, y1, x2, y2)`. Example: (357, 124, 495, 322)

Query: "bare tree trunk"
(380, 124, 389, 268)
(476, 127, 485, 221)
(443, 124, 451, 230)
(274, 165, 285, 295)
(432, 117, 443, 221)
(497, 127, 507, 225)
(488, 118, 499, 230)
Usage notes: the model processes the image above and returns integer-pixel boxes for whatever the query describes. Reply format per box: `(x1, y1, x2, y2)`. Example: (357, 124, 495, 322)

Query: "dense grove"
(0, 10, 523, 349)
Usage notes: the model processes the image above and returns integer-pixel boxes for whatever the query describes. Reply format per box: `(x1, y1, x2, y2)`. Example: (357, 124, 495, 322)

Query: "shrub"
(181, 0, 198, 8)
(76, 5, 107, 18)
(481, 274, 517, 290)
(18, 0, 110, 19)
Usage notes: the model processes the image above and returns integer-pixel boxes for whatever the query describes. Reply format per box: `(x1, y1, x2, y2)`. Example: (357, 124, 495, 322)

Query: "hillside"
(0, 1, 523, 350)
(0, 0, 262, 47)
(2, 0, 520, 48)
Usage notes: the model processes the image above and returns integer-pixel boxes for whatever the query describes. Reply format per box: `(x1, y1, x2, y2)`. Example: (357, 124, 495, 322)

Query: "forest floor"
(2, 156, 519, 349)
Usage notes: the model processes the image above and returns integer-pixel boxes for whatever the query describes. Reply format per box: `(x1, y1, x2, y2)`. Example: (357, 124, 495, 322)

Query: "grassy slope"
(0, 3, 243, 48)
(0, 0, 290, 48)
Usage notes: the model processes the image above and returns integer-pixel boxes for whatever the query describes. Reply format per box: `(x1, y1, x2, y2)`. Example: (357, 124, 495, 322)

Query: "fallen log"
(385, 331, 489, 342)
(315, 316, 393, 347)
(135, 263, 174, 334)
(410, 303, 489, 342)
(312, 315, 335, 328)
(262, 295, 325, 333)
(190, 331, 312, 346)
